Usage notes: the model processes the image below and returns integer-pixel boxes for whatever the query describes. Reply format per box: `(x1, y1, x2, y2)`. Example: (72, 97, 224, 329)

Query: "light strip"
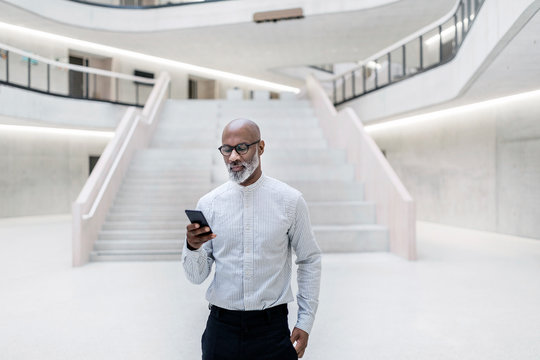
(0, 123, 115, 137)
(0, 21, 300, 94)
(365, 88, 540, 132)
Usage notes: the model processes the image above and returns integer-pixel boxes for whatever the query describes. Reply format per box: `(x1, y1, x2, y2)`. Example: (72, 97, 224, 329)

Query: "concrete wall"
(0, 123, 110, 218)
(3, 0, 399, 32)
(0, 84, 127, 129)
(368, 91, 540, 240)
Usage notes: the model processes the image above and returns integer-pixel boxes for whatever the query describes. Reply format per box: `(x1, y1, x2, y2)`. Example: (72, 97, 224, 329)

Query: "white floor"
(0, 215, 539, 360)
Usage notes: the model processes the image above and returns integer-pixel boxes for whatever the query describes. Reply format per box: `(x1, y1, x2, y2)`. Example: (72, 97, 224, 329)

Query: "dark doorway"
(89, 155, 100, 176)
(69, 56, 84, 98)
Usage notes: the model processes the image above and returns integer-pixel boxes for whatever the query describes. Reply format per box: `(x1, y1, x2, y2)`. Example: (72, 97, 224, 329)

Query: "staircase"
(90, 99, 388, 261)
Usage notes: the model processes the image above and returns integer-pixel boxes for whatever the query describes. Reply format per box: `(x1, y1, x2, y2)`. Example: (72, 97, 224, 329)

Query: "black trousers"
(202, 304, 298, 360)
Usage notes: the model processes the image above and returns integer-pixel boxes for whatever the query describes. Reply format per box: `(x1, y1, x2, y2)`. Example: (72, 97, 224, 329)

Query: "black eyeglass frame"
(218, 140, 261, 156)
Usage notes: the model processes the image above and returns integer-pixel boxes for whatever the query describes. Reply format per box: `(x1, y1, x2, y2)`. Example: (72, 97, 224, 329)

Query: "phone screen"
(185, 210, 213, 235)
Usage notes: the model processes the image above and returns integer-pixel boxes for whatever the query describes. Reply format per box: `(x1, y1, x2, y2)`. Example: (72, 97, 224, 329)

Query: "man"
(182, 118, 321, 360)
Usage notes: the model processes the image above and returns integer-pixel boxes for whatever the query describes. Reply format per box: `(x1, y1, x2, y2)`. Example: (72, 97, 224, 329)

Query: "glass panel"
(463, 0, 471, 33)
(117, 78, 138, 105)
(91, 74, 114, 101)
(74, 0, 223, 7)
(404, 38, 421, 76)
(456, 4, 464, 47)
(0, 49, 7, 82)
(353, 67, 365, 95)
(376, 55, 389, 87)
(49, 62, 69, 96)
(331, 78, 340, 104)
(8, 53, 29, 87)
(364, 63, 376, 92)
(390, 47, 405, 82)
(440, 17, 456, 62)
(30, 59, 48, 92)
(344, 71, 354, 100)
(137, 83, 153, 105)
(422, 27, 441, 69)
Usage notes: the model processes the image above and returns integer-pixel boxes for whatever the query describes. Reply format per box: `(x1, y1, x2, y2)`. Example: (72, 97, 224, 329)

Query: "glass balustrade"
(327, 0, 486, 106)
(0, 46, 156, 107)
(68, 0, 227, 8)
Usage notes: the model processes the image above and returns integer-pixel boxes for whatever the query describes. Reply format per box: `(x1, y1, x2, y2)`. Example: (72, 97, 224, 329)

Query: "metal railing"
(68, 0, 228, 9)
(0, 43, 157, 107)
(325, 0, 486, 106)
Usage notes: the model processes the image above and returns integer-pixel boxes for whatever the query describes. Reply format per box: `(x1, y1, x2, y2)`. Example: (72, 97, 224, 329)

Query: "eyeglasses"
(218, 140, 260, 156)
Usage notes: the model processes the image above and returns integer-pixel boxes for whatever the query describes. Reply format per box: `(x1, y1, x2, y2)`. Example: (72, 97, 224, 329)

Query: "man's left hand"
(290, 327, 309, 358)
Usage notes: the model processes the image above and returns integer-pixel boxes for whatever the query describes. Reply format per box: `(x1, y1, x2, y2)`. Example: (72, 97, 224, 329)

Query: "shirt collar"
(231, 173, 266, 192)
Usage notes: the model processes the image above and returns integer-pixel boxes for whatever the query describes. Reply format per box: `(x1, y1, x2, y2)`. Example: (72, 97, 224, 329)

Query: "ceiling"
(0, 0, 457, 87)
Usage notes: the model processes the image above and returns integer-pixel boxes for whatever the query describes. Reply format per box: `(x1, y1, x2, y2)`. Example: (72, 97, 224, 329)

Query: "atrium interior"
(0, 0, 539, 359)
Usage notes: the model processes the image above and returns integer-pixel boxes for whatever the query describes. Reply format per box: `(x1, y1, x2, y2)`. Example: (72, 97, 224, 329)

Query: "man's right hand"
(186, 223, 216, 250)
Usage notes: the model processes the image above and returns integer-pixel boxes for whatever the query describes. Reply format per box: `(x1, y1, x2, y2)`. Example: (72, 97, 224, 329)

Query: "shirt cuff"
(295, 314, 315, 335)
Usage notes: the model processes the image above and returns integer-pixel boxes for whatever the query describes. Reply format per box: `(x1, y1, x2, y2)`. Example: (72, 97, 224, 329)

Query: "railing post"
(352, 70, 356, 96)
(462, 1, 466, 34)
(47, 64, 50, 93)
(362, 65, 366, 94)
(439, 25, 443, 63)
(467, 0, 472, 25)
(402, 45, 406, 78)
(387, 52, 391, 83)
(454, 14, 458, 52)
(332, 79, 336, 104)
(85, 59, 89, 99)
(5, 50, 8, 82)
(342, 75, 346, 101)
(27, 57, 31, 88)
(374, 60, 379, 88)
(419, 36, 424, 70)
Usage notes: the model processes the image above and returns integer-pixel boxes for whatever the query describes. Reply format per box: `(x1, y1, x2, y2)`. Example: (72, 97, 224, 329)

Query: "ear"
(258, 140, 265, 156)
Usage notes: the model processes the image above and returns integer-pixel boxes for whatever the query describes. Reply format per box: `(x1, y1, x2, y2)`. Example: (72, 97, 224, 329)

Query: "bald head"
(222, 118, 261, 143)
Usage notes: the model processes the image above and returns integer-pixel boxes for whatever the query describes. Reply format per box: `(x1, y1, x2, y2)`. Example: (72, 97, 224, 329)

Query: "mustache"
(228, 161, 247, 169)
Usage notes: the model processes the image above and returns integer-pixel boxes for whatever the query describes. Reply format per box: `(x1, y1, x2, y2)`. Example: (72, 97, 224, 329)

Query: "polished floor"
(0, 215, 539, 360)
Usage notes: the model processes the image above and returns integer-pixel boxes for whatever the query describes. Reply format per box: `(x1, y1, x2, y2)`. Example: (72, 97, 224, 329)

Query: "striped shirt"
(182, 174, 321, 334)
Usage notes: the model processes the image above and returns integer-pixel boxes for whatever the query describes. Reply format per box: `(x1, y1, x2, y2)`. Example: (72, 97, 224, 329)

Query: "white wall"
(0, 84, 127, 129)
(0, 122, 110, 218)
(3, 0, 399, 32)
(368, 92, 540, 240)
(340, 0, 538, 123)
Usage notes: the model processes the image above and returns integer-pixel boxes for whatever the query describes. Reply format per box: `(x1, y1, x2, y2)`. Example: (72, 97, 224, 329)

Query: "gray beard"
(228, 150, 259, 184)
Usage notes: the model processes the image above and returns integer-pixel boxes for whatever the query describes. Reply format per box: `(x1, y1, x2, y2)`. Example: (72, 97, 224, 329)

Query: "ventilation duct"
(253, 8, 304, 23)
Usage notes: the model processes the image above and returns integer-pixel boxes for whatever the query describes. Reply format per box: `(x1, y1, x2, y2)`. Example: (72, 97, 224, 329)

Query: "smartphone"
(185, 210, 213, 236)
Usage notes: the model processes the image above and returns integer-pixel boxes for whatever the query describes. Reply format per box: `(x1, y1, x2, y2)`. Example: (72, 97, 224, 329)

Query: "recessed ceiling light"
(0, 21, 300, 94)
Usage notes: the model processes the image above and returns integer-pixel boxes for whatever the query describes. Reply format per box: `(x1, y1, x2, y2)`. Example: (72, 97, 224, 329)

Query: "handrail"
(323, 0, 486, 106)
(307, 74, 416, 260)
(72, 71, 171, 266)
(81, 109, 140, 221)
(0, 42, 156, 107)
(0, 42, 155, 85)
(67, 0, 228, 9)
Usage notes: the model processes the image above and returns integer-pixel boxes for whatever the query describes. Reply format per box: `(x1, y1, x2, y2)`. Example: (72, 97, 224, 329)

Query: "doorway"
(68, 50, 113, 100)
(188, 75, 216, 99)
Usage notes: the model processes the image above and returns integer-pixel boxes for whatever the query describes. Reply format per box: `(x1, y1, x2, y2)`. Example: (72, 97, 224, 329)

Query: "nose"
(228, 148, 241, 162)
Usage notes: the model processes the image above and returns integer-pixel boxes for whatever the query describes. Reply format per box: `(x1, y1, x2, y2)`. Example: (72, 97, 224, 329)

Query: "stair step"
(90, 250, 181, 261)
(309, 201, 376, 224)
(99, 229, 185, 240)
(94, 239, 183, 251)
(313, 225, 389, 252)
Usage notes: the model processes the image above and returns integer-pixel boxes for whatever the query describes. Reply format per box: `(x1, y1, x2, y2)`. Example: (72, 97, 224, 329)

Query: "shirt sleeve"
(289, 195, 322, 334)
(182, 203, 214, 285)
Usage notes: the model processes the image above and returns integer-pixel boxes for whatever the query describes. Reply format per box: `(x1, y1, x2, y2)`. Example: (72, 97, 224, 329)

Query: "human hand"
(290, 327, 309, 358)
(186, 223, 216, 250)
